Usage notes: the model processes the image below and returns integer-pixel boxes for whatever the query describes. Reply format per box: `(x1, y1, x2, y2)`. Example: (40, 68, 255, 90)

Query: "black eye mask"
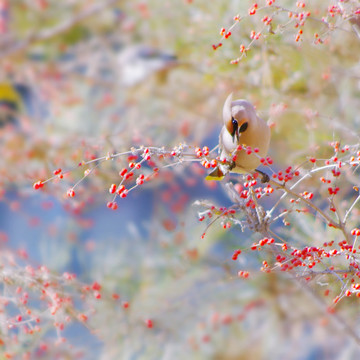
(231, 117, 248, 142)
(231, 117, 239, 141)
(239, 122, 248, 133)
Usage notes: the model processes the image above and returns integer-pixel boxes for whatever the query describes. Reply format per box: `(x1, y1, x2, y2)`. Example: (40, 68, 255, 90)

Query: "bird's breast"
(220, 126, 237, 153)
(220, 122, 270, 172)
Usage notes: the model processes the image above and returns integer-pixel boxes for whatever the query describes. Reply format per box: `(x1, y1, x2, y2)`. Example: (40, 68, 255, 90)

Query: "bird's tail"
(205, 167, 225, 181)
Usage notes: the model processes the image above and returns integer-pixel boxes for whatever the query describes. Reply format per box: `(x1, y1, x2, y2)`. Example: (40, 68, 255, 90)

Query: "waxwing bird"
(206, 93, 270, 181)
(117, 45, 178, 87)
(0, 83, 36, 129)
(0, 83, 23, 128)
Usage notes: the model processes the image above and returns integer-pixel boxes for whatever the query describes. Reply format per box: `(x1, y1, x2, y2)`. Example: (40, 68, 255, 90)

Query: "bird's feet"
(255, 169, 270, 183)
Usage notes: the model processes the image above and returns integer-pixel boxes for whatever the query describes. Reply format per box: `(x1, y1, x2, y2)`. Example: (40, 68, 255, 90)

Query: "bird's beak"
(223, 93, 239, 143)
(233, 130, 239, 143)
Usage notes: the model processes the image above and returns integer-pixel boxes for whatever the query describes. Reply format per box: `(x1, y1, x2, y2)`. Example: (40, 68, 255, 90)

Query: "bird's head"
(223, 93, 254, 143)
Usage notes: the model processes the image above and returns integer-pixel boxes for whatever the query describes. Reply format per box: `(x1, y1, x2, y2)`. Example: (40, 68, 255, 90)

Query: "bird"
(206, 93, 270, 182)
(57, 42, 179, 88)
(116, 45, 178, 87)
(0, 82, 36, 130)
(0, 83, 23, 128)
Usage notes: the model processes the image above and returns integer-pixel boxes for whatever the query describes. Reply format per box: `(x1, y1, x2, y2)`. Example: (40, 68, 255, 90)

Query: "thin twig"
(268, 179, 338, 227)
(344, 193, 360, 224)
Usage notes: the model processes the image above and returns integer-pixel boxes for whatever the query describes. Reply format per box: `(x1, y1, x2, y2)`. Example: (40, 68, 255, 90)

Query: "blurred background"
(0, 0, 360, 359)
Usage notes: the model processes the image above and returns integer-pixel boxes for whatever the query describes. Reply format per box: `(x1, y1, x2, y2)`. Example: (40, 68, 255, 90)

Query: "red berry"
(67, 189, 75, 198)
